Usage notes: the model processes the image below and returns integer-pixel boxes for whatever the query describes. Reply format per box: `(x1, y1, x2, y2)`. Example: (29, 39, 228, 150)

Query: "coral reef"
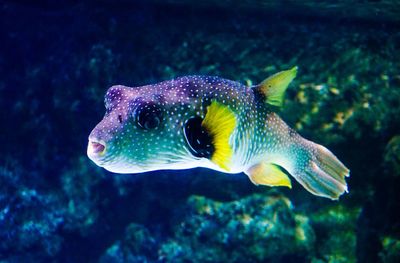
(101, 193, 315, 262)
(0, 162, 64, 261)
(100, 223, 159, 263)
(310, 205, 360, 263)
(380, 236, 400, 263)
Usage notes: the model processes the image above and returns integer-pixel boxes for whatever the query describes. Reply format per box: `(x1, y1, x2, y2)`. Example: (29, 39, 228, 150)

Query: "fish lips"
(87, 138, 107, 165)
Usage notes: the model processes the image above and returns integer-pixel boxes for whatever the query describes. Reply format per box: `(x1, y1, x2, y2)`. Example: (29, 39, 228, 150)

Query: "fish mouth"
(91, 141, 106, 154)
(87, 139, 107, 159)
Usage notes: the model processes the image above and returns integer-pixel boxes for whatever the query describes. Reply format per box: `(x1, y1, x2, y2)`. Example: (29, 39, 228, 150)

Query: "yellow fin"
(258, 66, 298, 107)
(245, 163, 292, 188)
(202, 101, 236, 171)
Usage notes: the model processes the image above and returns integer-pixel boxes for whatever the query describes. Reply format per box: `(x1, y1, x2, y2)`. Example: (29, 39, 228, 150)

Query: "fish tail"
(288, 137, 350, 200)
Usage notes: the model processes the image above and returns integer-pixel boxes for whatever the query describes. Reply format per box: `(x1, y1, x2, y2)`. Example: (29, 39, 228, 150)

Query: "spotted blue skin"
(89, 76, 255, 172)
(88, 75, 349, 199)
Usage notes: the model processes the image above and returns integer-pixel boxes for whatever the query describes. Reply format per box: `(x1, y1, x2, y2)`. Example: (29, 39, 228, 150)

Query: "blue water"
(1, 1, 399, 262)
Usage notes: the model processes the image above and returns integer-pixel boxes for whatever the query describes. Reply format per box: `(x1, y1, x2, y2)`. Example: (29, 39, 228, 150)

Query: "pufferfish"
(87, 67, 350, 200)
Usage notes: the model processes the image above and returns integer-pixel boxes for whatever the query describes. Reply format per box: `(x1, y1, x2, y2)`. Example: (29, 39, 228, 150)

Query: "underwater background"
(1, 0, 400, 262)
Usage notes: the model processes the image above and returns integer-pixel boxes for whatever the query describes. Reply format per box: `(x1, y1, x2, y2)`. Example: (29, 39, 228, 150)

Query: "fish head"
(87, 84, 198, 173)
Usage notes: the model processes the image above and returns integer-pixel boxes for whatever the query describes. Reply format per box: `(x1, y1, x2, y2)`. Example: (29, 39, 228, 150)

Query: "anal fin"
(245, 163, 292, 188)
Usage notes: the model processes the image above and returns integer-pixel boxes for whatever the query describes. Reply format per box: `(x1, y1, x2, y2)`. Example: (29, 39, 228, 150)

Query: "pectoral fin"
(202, 101, 236, 171)
(245, 162, 292, 188)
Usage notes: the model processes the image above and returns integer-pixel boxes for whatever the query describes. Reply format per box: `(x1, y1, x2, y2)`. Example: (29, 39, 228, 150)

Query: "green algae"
(380, 236, 400, 263)
(310, 205, 361, 263)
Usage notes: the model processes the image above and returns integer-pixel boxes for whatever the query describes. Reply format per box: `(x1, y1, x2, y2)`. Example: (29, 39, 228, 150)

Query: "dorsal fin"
(256, 66, 298, 107)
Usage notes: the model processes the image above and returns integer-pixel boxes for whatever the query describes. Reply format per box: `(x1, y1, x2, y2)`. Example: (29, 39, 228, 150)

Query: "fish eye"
(134, 102, 163, 130)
